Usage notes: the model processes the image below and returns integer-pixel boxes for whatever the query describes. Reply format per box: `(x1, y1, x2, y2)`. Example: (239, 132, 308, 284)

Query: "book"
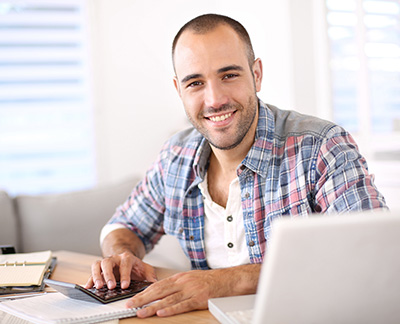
(0, 292, 140, 324)
(0, 251, 52, 287)
(0, 257, 57, 295)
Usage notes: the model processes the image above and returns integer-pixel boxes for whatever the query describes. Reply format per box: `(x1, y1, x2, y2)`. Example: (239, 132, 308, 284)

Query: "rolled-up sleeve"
(314, 126, 387, 213)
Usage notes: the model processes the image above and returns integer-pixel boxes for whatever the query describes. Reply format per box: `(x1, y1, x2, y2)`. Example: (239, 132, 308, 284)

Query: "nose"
(203, 81, 229, 109)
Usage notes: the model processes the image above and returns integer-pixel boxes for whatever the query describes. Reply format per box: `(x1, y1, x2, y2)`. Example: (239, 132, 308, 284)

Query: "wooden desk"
(52, 251, 219, 324)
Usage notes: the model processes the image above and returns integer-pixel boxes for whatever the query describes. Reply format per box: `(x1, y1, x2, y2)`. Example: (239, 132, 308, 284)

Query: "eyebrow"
(181, 73, 202, 85)
(180, 65, 245, 85)
(217, 65, 244, 74)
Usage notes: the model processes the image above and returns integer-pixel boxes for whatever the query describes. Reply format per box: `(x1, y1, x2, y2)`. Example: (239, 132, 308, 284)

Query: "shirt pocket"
(264, 198, 312, 240)
(271, 198, 313, 217)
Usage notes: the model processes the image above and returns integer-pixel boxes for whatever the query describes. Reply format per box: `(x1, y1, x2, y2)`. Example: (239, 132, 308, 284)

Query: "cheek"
(182, 93, 203, 114)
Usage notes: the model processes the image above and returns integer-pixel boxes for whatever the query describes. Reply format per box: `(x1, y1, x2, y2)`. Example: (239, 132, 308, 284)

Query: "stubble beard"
(186, 94, 258, 151)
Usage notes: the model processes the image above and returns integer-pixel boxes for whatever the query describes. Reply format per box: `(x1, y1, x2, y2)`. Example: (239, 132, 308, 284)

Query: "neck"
(209, 117, 257, 179)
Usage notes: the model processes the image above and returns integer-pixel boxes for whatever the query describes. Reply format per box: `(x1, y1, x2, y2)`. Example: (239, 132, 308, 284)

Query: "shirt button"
(249, 241, 255, 247)
(189, 235, 194, 240)
(227, 242, 234, 248)
(178, 228, 184, 234)
(244, 192, 250, 198)
(227, 215, 233, 222)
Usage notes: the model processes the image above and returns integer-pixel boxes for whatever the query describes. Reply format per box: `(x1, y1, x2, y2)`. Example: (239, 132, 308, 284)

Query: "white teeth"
(209, 113, 232, 122)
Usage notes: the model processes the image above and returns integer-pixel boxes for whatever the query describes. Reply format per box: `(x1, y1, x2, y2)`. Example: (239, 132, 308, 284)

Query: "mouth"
(205, 111, 236, 122)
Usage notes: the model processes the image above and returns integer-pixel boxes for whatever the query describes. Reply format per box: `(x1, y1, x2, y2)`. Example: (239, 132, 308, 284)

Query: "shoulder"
(167, 127, 203, 147)
(157, 127, 205, 167)
(266, 104, 338, 140)
(163, 127, 203, 154)
(263, 103, 358, 160)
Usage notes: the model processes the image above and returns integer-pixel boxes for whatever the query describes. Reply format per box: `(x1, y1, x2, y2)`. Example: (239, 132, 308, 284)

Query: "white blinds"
(0, 0, 96, 195)
(326, 0, 400, 137)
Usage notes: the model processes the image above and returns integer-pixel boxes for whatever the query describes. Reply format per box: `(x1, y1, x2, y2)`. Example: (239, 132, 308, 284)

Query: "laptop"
(208, 211, 400, 324)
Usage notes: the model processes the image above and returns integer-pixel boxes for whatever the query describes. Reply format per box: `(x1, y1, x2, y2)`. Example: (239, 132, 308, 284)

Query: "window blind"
(326, 0, 400, 136)
(0, 0, 96, 195)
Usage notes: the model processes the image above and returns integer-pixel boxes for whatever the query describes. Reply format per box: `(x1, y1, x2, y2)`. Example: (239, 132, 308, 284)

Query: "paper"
(0, 251, 52, 287)
(0, 309, 32, 324)
(0, 292, 138, 324)
(0, 251, 52, 266)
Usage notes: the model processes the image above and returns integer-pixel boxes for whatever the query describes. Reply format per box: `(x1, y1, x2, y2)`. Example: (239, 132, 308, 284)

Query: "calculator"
(44, 278, 152, 304)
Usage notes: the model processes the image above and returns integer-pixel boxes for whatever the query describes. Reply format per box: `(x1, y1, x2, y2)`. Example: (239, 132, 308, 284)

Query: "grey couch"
(0, 178, 190, 271)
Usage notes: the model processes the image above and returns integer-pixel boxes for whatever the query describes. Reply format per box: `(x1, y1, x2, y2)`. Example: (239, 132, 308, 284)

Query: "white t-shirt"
(199, 174, 250, 269)
(100, 174, 251, 269)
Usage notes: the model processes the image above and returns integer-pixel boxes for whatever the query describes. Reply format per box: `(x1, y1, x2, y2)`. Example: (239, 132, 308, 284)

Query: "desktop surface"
(51, 251, 218, 324)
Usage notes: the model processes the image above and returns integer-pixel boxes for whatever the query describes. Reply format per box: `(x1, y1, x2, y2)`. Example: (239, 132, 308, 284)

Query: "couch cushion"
(0, 190, 18, 250)
(15, 177, 138, 255)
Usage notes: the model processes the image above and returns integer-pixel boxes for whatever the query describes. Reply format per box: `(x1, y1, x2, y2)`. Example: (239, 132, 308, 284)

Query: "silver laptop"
(209, 211, 400, 324)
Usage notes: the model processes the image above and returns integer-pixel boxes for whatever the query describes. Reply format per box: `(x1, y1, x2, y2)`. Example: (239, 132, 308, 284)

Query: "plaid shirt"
(109, 100, 387, 270)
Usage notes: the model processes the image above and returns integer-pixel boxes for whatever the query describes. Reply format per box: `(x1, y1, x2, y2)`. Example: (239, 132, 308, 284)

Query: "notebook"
(0, 292, 141, 324)
(209, 211, 400, 324)
(0, 251, 52, 287)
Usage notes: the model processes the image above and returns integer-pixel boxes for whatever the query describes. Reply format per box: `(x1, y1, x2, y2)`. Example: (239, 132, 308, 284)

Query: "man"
(86, 14, 387, 318)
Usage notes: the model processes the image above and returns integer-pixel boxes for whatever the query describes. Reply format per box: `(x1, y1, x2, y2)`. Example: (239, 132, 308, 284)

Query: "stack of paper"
(0, 292, 139, 324)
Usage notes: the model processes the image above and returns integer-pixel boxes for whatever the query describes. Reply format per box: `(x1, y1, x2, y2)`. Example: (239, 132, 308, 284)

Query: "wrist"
(211, 264, 261, 296)
(101, 228, 145, 259)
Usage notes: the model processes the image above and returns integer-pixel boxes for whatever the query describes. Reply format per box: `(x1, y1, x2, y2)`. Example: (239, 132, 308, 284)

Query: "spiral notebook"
(0, 251, 52, 287)
(0, 292, 141, 324)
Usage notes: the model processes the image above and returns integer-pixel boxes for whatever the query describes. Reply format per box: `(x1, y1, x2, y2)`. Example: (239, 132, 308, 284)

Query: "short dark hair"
(172, 14, 255, 71)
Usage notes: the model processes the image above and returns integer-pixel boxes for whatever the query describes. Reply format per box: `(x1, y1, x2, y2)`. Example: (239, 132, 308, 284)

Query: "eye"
(187, 80, 203, 88)
(223, 73, 239, 80)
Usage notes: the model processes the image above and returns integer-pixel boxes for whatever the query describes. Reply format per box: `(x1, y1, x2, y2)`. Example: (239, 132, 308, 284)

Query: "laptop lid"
(253, 211, 400, 324)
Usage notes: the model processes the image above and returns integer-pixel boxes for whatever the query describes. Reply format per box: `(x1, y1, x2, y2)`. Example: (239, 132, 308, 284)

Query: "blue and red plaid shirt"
(108, 100, 387, 269)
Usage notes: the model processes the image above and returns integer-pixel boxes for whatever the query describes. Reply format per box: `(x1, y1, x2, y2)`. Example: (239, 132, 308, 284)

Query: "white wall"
(88, 0, 397, 209)
(89, 0, 295, 184)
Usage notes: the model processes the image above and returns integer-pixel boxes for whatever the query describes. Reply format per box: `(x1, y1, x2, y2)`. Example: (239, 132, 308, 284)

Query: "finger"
(135, 290, 196, 318)
(101, 257, 117, 289)
(91, 260, 105, 289)
(84, 276, 94, 289)
(155, 297, 206, 317)
(126, 277, 177, 309)
(143, 262, 158, 282)
(119, 255, 135, 289)
(129, 258, 146, 280)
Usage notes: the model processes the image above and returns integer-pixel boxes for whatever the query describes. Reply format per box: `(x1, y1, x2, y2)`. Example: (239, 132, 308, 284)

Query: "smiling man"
(86, 14, 387, 318)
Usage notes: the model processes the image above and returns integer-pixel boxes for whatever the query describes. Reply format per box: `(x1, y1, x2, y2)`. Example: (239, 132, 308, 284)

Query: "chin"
(209, 138, 243, 151)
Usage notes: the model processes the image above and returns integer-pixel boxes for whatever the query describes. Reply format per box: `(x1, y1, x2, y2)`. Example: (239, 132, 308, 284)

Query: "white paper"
(0, 292, 137, 324)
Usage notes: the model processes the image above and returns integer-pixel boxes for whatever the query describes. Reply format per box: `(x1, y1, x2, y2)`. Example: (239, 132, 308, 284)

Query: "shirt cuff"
(100, 223, 127, 246)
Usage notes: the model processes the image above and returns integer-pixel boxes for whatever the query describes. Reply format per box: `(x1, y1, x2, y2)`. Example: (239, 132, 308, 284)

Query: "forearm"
(101, 228, 146, 260)
(127, 262, 262, 317)
(210, 263, 261, 296)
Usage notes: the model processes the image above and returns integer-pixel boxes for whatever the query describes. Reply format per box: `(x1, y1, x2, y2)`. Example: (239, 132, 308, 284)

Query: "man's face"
(173, 24, 263, 151)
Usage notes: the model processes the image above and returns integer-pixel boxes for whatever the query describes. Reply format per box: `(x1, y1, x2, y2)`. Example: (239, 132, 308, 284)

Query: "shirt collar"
(193, 136, 211, 182)
(240, 99, 275, 178)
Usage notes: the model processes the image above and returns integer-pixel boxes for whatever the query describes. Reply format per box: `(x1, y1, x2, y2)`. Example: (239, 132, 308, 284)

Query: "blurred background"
(0, 0, 399, 209)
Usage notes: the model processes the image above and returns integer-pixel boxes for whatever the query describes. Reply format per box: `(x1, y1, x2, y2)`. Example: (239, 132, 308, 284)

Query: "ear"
(173, 76, 182, 98)
(252, 58, 263, 92)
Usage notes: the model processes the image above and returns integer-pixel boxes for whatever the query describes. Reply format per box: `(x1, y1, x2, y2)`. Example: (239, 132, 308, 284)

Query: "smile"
(207, 112, 233, 122)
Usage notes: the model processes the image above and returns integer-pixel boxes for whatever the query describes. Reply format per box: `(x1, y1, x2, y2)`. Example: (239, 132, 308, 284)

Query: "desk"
(52, 251, 219, 324)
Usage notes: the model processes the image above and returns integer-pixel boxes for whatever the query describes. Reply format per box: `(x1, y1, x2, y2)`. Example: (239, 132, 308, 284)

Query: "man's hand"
(126, 264, 261, 318)
(85, 251, 157, 290)
(86, 228, 156, 290)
